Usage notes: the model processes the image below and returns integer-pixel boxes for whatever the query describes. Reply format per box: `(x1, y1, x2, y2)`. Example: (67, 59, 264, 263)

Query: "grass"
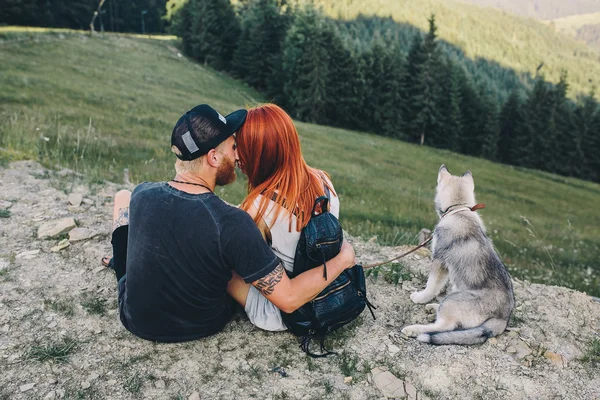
(27, 336, 78, 362)
(45, 298, 75, 317)
(0, 30, 599, 295)
(581, 337, 600, 367)
(339, 350, 360, 377)
(0, 209, 10, 218)
(80, 296, 107, 316)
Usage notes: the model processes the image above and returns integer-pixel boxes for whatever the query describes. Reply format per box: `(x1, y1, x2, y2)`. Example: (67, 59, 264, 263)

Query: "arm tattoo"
(112, 207, 130, 231)
(254, 264, 284, 296)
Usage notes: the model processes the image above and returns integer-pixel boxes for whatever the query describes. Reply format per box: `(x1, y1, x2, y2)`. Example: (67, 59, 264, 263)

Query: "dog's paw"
(410, 291, 433, 304)
(425, 303, 439, 313)
(401, 325, 420, 337)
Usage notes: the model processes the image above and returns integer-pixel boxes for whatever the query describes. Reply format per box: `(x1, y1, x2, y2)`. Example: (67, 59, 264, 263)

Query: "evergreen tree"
(232, 0, 289, 92)
(479, 88, 501, 161)
(458, 76, 484, 156)
(325, 31, 366, 129)
(436, 60, 463, 151)
(175, 0, 240, 71)
(522, 77, 556, 170)
(553, 73, 582, 177)
(498, 89, 524, 164)
(405, 15, 442, 146)
(281, 7, 330, 123)
(576, 90, 600, 182)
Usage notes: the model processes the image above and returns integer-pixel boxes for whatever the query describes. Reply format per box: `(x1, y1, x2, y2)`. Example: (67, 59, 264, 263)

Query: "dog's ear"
(462, 170, 475, 190)
(438, 164, 451, 185)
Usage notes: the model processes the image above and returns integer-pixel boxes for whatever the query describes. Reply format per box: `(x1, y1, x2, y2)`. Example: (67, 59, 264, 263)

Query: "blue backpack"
(281, 188, 376, 357)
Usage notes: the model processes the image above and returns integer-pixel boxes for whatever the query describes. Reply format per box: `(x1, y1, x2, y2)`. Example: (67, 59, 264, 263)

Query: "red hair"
(238, 104, 334, 231)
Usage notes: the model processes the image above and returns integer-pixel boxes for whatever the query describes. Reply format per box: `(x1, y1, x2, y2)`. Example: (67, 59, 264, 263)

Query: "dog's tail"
(416, 318, 507, 345)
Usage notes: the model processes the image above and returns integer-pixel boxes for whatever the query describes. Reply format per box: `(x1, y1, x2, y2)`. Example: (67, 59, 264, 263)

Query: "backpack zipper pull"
(322, 248, 328, 280)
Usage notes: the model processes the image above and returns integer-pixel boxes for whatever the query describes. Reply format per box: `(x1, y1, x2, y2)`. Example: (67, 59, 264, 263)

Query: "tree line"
(171, 0, 600, 183)
(0, 0, 168, 33)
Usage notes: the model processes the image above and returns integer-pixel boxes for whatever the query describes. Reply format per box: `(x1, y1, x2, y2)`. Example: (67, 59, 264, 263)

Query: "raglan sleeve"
(220, 208, 281, 283)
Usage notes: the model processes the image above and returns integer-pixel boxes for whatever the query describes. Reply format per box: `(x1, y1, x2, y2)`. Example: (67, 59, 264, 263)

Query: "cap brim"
(225, 109, 247, 135)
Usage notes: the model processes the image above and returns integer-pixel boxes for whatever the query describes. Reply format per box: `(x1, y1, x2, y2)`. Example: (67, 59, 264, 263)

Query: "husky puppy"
(401, 165, 514, 345)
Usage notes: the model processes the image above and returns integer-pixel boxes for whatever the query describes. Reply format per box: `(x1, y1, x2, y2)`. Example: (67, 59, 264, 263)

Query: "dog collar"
(440, 203, 486, 219)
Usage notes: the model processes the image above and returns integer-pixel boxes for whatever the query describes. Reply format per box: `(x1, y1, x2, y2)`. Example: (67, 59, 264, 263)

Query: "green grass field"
(1, 29, 599, 296)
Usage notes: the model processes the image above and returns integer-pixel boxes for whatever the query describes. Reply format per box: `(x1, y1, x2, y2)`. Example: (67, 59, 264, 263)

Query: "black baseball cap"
(171, 104, 247, 161)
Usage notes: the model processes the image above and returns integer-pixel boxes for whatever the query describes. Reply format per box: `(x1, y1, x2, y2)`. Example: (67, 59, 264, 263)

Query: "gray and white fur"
(401, 165, 515, 345)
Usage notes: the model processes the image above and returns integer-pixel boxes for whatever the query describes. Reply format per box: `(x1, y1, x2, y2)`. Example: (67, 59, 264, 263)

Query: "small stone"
(506, 346, 517, 354)
(371, 367, 406, 398)
(68, 228, 96, 242)
(44, 391, 56, 400)
(367, 236, 378, 244)
(544, 351, 568, 367)
(155, 380, 166, 389)
(48, 321, 57, 329)
(82, 199, 94, 205)
(404, 382, 417, 399)
(56, 389, 65, 398)
(515, 343, 532, 360)
(188, 392, 200, 400)
(88, 373, 99, 381)
(68, 193, 83, 207)
(38, 218, 76, 239)
(388, 344, 400, 355)
(0, 200, 11, 209)
(107, 380, 117, 385)
(488, 338, 498, 345)
(344, 376, 353, 384)
(16, 249, 40, 259)
(20, 383, 35, 392)
(93, 266, 106, 274)
(51, 239, 70, 252)
(81, 381, 91, 390)
(507, 330, 518, 337)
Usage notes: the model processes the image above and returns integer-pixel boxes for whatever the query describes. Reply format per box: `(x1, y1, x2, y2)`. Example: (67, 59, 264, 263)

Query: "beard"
(215, 154, 237, 186)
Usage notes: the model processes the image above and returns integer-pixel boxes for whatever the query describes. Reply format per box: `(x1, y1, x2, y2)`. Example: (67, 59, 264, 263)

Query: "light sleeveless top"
(253, 182, 340, 273)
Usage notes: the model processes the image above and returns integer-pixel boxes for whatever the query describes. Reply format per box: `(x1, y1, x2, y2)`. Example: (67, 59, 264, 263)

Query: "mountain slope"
(457, 0, 600, 20)
(548, 12, 600, 51)
(0, 29, 599, 295)
(308, 0, 600, 98)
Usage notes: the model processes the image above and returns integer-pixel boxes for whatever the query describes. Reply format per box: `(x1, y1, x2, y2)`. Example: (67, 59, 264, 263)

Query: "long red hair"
(238, 104, 334, 231)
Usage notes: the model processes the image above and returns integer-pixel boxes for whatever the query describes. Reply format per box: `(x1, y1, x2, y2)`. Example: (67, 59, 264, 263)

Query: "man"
(107, 104, 356, 342)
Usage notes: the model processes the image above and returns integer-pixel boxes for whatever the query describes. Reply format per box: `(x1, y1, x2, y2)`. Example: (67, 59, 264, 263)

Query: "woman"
(226, 103, 340, 331)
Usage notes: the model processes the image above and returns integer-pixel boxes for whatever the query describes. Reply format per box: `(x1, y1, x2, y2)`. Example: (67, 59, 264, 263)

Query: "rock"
(82, 198, 94, 205)
(0, 200, 11, 209)
(371, 367, 406, 398)
(44, 391, 56, 400)
(514, 343, 532, 360)
(68, 228, 96, 242)
(16, 249, 40, 258)
(93, 266, 106, 274)
(81, 381, 91, 390)
(404, 382, 417, 399)
(488, 338, 498, 345)
(38, 218, 76, 239)
(56, 389, 65, 398)
(20, 383, 35, 392)
(344, 376, 353, 384)
(506, 346, 517, 354)
(388, 344, 400, 355)
(544, 351, 568, 367)
(155, 380, 166, 389)
(68, 193, 83, 207)
(51, 239, 70, 252)
(189, 392, 201, 400)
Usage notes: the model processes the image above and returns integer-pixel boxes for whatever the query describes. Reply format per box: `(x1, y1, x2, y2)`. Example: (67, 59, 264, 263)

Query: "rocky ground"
(0, 161, 599, 400)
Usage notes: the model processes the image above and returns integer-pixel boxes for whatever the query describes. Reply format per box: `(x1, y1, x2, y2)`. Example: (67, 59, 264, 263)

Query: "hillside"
(457, 0, 600, 20)
(1, 161, 599, 399)
(548, 12, 600, 51)
(307, 0, 600, 98)
(0, 29, 599, 298)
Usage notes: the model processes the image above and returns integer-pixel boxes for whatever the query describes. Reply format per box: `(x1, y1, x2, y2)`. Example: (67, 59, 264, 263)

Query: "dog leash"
(362, 203, 485, 270)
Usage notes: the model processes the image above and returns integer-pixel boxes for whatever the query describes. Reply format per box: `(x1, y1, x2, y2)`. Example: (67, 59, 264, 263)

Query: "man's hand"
(339, 239, 356, 270)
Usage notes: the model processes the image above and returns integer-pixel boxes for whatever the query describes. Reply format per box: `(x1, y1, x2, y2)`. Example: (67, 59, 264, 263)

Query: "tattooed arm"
(251, 240, 355, 313)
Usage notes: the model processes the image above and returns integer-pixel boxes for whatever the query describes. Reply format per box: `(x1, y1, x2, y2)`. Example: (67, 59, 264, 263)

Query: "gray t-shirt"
(119, 182, 279, 342)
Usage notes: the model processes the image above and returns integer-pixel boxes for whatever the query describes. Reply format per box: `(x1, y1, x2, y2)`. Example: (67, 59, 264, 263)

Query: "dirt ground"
(1, 161, 599, 400)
